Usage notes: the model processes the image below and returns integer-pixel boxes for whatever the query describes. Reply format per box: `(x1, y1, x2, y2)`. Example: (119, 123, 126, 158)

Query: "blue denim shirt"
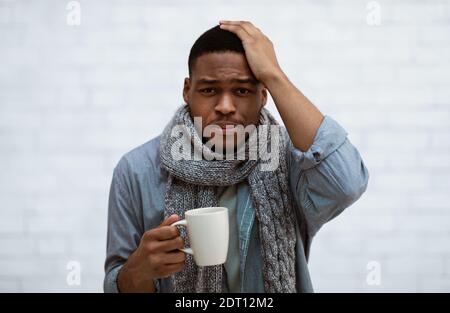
(104, 115, 369, 293)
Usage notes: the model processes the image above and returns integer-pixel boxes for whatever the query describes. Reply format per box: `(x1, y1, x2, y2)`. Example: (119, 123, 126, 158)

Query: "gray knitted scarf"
(159, 104, 297, 293)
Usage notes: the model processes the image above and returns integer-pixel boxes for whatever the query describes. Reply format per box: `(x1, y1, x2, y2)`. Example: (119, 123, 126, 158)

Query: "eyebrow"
(196, 77, 259, 85)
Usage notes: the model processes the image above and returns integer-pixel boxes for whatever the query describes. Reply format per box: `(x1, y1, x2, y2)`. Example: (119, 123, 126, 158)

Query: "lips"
(213, 122, 240, 129)
(218, 124, 237, 130)
(210, 121, 240, 135)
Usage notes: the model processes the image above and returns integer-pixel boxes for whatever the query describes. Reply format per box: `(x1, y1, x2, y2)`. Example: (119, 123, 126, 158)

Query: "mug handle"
(171, 219, 194, 255)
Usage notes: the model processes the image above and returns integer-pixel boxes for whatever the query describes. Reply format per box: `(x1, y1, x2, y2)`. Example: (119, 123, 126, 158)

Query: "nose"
(215, 93, 236, 115)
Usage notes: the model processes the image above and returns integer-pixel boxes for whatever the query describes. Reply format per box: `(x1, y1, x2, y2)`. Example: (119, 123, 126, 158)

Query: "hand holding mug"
(117, 214, 186, 292)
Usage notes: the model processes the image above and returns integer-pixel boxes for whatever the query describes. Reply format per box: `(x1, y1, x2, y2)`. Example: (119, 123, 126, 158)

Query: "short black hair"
(188, 25, 245, 77)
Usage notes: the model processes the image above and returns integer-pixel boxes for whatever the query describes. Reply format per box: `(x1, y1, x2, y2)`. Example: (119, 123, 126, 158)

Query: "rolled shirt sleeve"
(104, 264, 122, 293)
(286, 115, 369, 238)
(104, 157, 161, 293)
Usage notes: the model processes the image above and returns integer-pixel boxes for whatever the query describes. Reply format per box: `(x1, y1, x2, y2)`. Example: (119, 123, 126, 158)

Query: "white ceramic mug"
(171, 207, 229, 266)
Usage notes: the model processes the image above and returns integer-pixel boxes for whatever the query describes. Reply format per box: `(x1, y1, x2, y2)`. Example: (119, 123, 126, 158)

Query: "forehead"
(191, 52, 256, 82)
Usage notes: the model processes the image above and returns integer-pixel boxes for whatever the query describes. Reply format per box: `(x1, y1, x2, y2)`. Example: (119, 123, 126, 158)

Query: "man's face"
(183, 52, 267, 152)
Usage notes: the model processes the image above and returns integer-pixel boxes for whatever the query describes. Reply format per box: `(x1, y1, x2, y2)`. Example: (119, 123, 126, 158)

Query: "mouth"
(211, 122, 240, 134)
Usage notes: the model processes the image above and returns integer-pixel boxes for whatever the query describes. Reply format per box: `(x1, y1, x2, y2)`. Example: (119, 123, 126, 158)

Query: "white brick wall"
(0, 0, 449, 292)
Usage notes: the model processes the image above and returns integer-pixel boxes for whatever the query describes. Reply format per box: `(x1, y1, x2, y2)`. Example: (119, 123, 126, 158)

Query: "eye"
(236, 88, 251, 95)
(199, 88, 216, 95)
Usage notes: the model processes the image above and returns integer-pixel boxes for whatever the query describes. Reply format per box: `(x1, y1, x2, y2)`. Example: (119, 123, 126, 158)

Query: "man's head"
(183, 25, 268, 151)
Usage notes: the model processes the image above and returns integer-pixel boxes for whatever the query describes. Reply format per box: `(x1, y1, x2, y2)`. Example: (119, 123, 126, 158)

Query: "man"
(104, 21, 369, 293)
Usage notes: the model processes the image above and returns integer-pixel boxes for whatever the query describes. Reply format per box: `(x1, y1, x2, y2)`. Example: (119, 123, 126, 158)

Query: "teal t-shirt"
(218, 183, 240, 293)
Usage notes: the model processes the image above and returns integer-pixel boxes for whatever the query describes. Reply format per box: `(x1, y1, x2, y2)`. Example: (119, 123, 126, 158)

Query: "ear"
(183, 77, 191, 105)
(261, 87, 268, 107)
